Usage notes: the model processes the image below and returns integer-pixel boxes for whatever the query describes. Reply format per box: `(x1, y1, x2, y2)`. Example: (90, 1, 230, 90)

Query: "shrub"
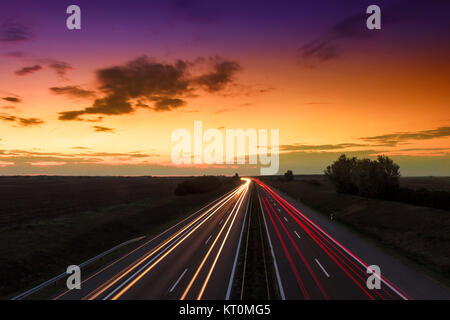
(284, 170, 294, 182)
(175, 176, 223, 196)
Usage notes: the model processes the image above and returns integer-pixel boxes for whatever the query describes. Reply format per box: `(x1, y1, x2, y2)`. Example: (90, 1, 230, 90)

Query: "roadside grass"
(0, 176, 240, 299)
(401, 177, 450, 192)
(261, 176, 450, 287)
(20, 237, 147, 300)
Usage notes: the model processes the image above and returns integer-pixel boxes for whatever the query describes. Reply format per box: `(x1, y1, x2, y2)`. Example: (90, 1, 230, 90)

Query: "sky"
(0, 0, 449, 176)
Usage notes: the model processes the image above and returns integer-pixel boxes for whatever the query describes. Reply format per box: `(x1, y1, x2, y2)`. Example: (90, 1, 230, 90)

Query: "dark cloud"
(0, 113, 44, 127)
(0, 149, 157, 159)
(299, 40, 340, 65)
(2, 97, 21, 103)
(0, 114, 16, 122)
(3, 51, 27, 58)
(46, 60, 73, 78)
(397, 148, 450, 152)
(15, 65, 42, 76)
(194, 59, 241, 92)
(360, 127, 450, 146)
(18, 118, 44, 127)
(58, 56, 241, 121)
(298, 1, 450, 66)
(50, 86, 96, 99)
(152, 97, 186, 111)
(0, 20, 33, 42)
(92, 126, 114, 133)
(280, 143, 368, 152)
(2, 106, 18, 111)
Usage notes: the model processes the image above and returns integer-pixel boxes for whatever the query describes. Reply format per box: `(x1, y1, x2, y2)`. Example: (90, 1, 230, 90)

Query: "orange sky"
(0, 1, 449, 175)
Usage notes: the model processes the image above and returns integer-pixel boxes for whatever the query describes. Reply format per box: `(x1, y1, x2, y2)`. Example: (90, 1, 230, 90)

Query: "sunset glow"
(1, 0, 449, 176)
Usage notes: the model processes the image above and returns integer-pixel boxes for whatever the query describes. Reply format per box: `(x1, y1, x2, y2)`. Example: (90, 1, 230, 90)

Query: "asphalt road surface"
(54, 178, 251, 300)
(254, 179, 410, 300)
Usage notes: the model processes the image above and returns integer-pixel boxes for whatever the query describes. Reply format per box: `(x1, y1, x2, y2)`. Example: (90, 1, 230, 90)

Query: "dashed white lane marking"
(283, 217, 288, 222)
(219, 218, 223, 225)
(169, 268, 188, 292)
(205, 235, 212, 245)
(294, 231, 301, 239)
(315, 259, 330, 278)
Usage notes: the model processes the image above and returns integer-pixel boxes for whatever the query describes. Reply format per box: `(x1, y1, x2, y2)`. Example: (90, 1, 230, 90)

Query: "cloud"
(45, 59, 73, 78)
(28, 161, 66, 167)
(299, 40, 341, 65)
(280, 143, 368, 152)
(0, 114, 16, 122)
(2, 106, 18, 111)
(194, 59, 241, 92)
(2, 97, 21, 103)
(50, 86, 96, 99)
(0, 113, 44, 127)
(18, 118, 44, 127)
(92, 126, 115, 133)
(0, 20, 33, 42)
(0, 149, 160, 173)
(15, 65, 42, 76)
(151, 97, 186, 111)
(0, 149, 157, 159)
(360, 126, 450, 146)
(0, 161, 14, 167)
(298, 1, 450, 66)
(3, 51, 27, 58)
(58, 55, 241, 121)
(214, 107, 236, 114)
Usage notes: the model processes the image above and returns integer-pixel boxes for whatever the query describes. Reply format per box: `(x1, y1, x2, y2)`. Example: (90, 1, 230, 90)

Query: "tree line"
(324, 154, 449, 211)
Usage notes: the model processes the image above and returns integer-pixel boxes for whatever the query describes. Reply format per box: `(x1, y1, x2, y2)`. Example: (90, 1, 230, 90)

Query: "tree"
(325, 154, 400, 198)
(284, 170, 294, 181)
(324, 154, 358, 194)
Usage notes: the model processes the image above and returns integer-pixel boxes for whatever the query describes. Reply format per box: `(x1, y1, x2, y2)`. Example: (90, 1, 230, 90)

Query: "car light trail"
(180, 178, 250, 300)
(109, 181, 250, 300)
(255, 179, 410, 300)
(85, 184, 245, 300)
(264, 196, 329, 299)
(54, 187, 241, 300)
(262, 197, 310, 299)
(196, 179, 250, 299)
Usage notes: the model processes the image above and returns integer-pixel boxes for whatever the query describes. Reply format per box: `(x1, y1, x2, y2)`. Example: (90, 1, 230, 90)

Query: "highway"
(53, 177, 412, 300)
(254, 179, 410, 300)
(54, 178, 251, 300)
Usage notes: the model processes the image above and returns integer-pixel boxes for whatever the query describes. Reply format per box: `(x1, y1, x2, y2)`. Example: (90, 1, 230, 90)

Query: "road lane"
(255, 179, 409, 300)
(55, 178, 251, 300)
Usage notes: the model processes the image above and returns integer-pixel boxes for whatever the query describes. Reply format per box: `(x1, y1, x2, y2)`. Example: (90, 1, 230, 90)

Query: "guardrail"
(11, 236, 146, 300)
